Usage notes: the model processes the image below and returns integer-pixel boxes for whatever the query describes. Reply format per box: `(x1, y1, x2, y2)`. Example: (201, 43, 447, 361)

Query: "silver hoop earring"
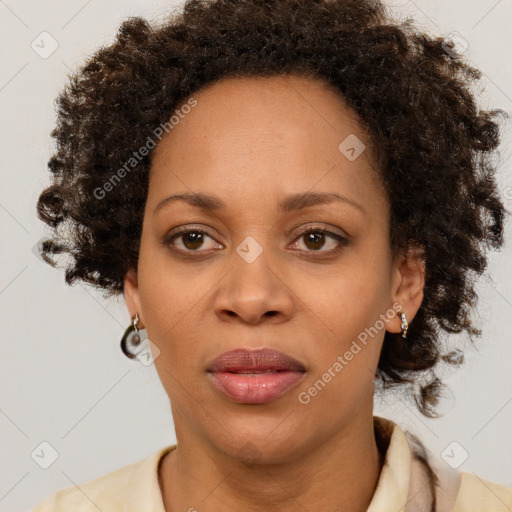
(399, 312, 408, 339)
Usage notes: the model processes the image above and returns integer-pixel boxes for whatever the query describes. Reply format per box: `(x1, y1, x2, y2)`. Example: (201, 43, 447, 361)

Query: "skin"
(124, 74, 425, 512)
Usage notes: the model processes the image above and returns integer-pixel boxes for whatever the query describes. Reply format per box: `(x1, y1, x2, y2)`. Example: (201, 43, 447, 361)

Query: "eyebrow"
(153, 191, 366, 216)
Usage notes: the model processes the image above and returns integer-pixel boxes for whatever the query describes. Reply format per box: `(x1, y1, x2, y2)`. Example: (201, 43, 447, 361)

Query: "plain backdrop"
(1, 1, 511, 511)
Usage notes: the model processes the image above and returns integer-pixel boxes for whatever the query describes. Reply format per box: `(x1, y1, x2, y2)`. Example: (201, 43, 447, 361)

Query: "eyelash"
(164, 225, 349, 258)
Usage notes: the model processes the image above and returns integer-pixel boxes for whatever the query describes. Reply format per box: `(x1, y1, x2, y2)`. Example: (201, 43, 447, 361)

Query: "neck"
(159, 410, 385, 512)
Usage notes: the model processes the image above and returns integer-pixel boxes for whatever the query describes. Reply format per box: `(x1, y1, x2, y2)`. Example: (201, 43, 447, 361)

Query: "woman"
(30, 0, 511, 510)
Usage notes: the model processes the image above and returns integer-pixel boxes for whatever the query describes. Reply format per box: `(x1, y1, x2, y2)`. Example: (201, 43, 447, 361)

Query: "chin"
(209, 416, 309, 465)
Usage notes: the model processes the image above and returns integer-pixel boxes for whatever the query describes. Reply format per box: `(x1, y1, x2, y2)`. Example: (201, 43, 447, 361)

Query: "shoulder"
(453, 471, 512, 512)
(28, 445, 175, 512)
(396, 419, 512, 512)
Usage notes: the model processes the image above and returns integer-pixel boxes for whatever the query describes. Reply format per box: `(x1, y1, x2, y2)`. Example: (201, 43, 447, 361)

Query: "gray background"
(1, 1, 511, 511)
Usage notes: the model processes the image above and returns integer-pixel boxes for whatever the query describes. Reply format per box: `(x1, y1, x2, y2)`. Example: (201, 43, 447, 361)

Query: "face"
(124, 74, 424, 463)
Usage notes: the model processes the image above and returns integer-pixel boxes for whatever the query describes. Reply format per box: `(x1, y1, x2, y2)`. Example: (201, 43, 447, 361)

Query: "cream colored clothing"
(29, 416, 512, 511)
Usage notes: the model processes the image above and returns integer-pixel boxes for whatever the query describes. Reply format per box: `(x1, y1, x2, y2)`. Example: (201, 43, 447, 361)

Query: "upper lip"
(206, 348, 306, 373)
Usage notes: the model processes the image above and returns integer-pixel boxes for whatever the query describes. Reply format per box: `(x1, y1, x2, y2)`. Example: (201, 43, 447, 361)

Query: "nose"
(213, 247, 295, 325)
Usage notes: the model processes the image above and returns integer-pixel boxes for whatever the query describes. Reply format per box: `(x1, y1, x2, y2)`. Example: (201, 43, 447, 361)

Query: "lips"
(207, 348, 306, 373)
(206, 348, 306, 404)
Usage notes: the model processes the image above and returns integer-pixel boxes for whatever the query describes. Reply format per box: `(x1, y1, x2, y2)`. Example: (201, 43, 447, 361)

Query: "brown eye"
(290, 228, 348, 255)
(167, 229, 221, 252)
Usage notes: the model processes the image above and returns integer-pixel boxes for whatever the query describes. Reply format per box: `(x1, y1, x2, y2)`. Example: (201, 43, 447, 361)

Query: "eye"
(289, 227, 348, 255)
(166, 227, 222, 253)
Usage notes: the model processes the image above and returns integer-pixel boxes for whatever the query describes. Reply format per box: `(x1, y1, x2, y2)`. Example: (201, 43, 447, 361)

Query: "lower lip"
(207, 370, 305, 404)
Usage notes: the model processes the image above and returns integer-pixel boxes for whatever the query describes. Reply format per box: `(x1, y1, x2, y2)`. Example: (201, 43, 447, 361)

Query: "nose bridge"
(230, 232, 278, 298)
(214, 231, 294, 322)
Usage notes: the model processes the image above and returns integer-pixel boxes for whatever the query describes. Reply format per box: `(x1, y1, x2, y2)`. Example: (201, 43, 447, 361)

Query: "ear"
(123, 268, 145, 327)
(385, 246, 425, 335)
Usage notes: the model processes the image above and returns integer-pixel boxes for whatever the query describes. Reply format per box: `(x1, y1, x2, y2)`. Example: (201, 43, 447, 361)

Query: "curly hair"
(36, 0, 508, 418)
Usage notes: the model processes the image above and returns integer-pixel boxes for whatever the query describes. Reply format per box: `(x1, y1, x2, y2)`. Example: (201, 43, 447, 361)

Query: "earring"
(120, 312, 145, 358)
(399, 311, 408, 339)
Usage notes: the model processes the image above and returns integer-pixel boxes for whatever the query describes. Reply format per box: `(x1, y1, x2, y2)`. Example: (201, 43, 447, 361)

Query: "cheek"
(137, 245, 200, 366)
(138, 268, 204, 408)
(295, 255, 389, 395)
(295, 285, 386, 425)
(299, 254, 389, 347)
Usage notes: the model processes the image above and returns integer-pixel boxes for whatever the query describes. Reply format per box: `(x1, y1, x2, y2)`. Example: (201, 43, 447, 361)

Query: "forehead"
(148, 74, 386, 216)
(156, 73, 366, 150)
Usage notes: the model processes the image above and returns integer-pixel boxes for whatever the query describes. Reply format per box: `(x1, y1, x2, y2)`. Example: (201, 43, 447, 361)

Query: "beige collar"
(368, 415, 461, 512)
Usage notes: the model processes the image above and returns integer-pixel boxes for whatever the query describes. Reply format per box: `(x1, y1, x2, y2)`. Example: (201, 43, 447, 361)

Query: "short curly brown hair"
(36, 0, 508, 418)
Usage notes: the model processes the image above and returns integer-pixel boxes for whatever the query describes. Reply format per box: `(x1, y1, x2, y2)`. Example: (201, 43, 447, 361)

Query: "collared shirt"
(29, 415, 512, 511)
